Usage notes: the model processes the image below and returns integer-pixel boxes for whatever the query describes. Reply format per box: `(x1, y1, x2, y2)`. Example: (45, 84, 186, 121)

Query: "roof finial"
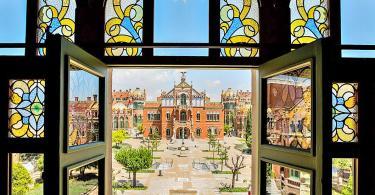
(181, 71, 187, 82)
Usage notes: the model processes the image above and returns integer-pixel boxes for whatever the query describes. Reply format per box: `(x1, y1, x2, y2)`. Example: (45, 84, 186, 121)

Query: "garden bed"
(219, 187, 248, 192)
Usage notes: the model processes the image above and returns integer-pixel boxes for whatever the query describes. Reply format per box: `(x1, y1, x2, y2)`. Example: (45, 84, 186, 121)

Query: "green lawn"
(68, 179, 98, 194)
(219, 187, 249, 192)
(138, 169, 155, 173)
(211, 170, 233, 174)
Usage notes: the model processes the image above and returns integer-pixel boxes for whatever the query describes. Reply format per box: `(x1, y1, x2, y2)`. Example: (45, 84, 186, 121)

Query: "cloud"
(205, 79, 222, 88)
(112, 69, 251, 102)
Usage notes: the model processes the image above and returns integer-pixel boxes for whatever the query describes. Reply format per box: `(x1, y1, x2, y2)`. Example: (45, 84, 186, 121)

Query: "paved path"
(113, 137, 251, 195)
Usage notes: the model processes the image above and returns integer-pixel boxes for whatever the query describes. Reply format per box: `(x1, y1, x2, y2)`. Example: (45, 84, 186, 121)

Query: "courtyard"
(112, 134, 252, 195)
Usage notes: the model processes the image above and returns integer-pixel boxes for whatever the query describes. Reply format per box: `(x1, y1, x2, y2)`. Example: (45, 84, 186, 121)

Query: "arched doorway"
(176, 127, 190, 139)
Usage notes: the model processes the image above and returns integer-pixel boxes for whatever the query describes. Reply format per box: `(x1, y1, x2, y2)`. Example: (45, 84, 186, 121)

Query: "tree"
(112, 129, 127, 147)
(78, 162, 98, 178)
(224, 124, 231, 136)
(137, 124, 144, 137)
(266, 163, 273, 184)
(225, 155, 246, 188)
(341, 175, 353, 195)
(37, 156, 44, 172)
(208, 131, 217, 151)
(333, 158, 352, 170)
(12, 163, 33, 194)
(245, 107, 252, 148)
(218, 146, 229, 171)
(149, 130, 161, 156)
(115, 147, 153, 187)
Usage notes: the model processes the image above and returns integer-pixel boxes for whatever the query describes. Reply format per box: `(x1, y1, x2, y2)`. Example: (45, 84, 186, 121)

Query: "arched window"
(220, 0, 259, 57)
(290, 0, 329, 45)
(113, 117, 118, 129)
(125, 117, 129, 128)
(181, 94, 187, 105)
(209, 127, 217, 135)
(166, 128, 171, 137)
(180, 111, 187, 121)
(196, 128, 201, 137)
(104, 0, 144, 56)
(120, 117, 124, 128)
(36, 0, 77, 56)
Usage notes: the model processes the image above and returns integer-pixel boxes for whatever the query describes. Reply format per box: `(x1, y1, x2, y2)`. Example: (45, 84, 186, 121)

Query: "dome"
(113, 102, 127, 111)
(133, 87, 144, 97)
(223, 88, 235, 98)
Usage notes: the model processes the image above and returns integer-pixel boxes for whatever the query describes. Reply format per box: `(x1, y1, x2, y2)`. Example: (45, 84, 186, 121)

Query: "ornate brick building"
(142, 72, 224, 140)
(68, 95, 99, 146)
(221, 88, 252, 137)
(111, 73, 253, 140)
(112, 88, 145, 130)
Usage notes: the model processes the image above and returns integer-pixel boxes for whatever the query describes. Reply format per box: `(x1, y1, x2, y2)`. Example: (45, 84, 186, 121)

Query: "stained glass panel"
(9, 80, 45, 138)
(105, 0, 143, 56)
(266, 162, 311, 195)
(36, 0, 76, 56)
(290, 0, 329, 44)
(220, 0, 259, 57)
(266, 62, 312, 151)
(332, 83, 358, 143)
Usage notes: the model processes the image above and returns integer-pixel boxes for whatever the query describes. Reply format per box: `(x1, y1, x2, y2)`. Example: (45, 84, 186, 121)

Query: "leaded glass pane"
(11, 153, 44, 194)
(266, 162, 311, 194)
(266, 62, 312, 151)
(105, 0, 143, 56)
(332, 83, 358, 143)
(332, 158, 356, 194)
(36, 0, 76, 56)
(68, 63, 100, 147)
(68, 161, 99, 194)
(220, 0, 259, 57)
(9, 79, 45, 138)
(290, 0, 329, 44)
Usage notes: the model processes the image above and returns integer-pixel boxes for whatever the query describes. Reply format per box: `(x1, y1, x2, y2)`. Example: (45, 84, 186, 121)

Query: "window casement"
(166, 112, 171, 120)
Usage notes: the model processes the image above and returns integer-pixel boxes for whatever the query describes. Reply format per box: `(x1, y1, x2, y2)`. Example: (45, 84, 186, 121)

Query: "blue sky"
(69, 70, 99, 101)
(112, 69, 251, 101)
(1, 0, 375, 56)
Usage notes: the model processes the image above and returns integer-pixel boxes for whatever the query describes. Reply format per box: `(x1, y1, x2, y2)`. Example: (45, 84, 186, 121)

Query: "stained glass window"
(36, 0, 76, 56)
(9, 80, 45, 138)
(332, 83, 358, 142)
(105, 0, 143, 56)
(220, 0, 259, 57)
(68, 62, 100, 148)
(290, 0, 329, 44)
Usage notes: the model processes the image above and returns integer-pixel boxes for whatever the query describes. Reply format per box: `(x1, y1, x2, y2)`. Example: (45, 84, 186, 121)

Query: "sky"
(112, 69, 251, 101)
(1, 0, 375, 56)
(69, 70, 99, 101)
